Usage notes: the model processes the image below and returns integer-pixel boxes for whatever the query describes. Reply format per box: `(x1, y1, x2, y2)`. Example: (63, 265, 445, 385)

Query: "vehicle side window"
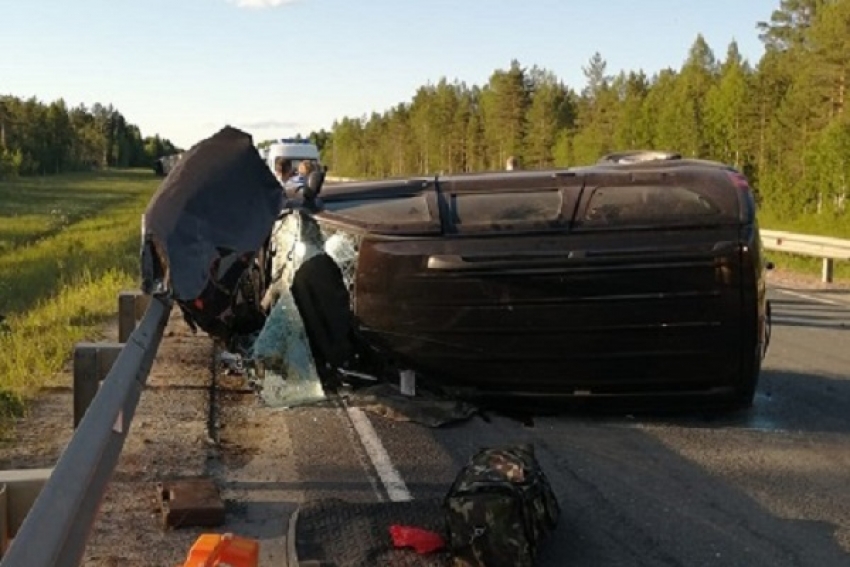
(579, 185, 722, 227)
(323, 194, 432, 224)
(451, 191, 563, 231)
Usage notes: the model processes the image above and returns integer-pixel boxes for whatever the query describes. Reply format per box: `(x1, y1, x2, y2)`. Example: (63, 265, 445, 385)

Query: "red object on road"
(389, 525, 446, 554)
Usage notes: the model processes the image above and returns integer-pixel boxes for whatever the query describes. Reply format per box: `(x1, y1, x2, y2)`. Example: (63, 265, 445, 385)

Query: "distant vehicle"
(153, 153, 182, 177)
(264, 138, 324, 174)
(143, 129, 771, 413)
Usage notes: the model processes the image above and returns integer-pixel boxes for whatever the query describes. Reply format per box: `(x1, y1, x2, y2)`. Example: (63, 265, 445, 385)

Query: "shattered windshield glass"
(250, 210, 360, 408)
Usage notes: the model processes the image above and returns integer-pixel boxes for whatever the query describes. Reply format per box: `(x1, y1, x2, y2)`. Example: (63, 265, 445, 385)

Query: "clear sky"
(1, 0, 779, 149)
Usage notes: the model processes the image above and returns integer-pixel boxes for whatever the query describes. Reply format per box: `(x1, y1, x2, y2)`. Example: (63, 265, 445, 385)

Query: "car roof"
(266, 141, 320, 162)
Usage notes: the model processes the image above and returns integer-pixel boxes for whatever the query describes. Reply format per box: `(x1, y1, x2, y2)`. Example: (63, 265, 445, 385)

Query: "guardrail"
(0, 296, 171, 567)
(761, 229, 850, 283)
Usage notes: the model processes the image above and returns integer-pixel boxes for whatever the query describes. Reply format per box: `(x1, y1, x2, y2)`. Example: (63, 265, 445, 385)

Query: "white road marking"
(771, 316, 847, 329)
(775, 288, 846, 307)
(345, 406, 412, 502)
(335, 407, 386, 501)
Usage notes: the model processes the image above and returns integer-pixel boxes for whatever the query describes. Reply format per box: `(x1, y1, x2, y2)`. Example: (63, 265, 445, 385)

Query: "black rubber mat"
(288, 498, 452, 567)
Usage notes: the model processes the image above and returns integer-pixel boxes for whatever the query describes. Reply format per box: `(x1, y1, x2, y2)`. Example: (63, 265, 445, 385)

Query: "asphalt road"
(221, 285, 850, 566)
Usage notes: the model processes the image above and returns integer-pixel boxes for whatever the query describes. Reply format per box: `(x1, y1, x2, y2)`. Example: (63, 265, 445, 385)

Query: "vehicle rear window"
(452, 191, 563, 229)
(579, 185, 722, 226)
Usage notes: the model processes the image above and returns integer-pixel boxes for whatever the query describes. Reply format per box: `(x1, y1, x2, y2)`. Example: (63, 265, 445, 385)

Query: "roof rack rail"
(597, 150, 682, 164)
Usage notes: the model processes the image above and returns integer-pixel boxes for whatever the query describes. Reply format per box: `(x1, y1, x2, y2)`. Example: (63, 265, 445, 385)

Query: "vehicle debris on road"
(158, 477, 226, 530)
(342, 383, 477, 427)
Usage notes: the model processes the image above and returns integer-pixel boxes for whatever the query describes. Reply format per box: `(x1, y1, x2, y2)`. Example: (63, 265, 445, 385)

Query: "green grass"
(0, 171, 136, 253)
(758, 209, 850, 239)
(0, 169, 160, 422)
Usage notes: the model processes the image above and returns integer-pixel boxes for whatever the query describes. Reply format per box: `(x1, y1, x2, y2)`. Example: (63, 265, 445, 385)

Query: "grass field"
(759, 209, 850, 239)
(0, 169, 160, 422)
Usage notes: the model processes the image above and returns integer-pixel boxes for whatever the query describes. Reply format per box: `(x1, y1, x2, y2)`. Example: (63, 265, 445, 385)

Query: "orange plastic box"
(180, 533, 259, 567)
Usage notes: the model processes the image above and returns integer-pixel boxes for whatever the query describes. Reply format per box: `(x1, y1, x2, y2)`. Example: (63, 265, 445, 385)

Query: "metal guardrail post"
(73, 343, 123, 428)
(760, 229, 850, 283)
(822, 258, 834, 284)
(118, 290, 150, 343)
(0, 297, 171, 567)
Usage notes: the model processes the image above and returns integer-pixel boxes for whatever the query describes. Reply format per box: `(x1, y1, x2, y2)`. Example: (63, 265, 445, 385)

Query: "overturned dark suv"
(142, 129, 770, 411)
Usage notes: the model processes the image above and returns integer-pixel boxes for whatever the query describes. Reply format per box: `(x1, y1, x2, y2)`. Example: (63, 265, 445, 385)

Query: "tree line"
(0, 96, 180, 179)
(321, 0, 849, 221)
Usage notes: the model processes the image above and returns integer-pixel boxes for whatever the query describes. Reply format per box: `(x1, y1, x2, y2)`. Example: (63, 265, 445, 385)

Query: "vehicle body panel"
(316, 160, 768, 404)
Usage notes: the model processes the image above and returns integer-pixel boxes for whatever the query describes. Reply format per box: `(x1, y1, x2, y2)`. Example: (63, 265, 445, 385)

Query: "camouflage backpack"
(443, 444, 560, 567)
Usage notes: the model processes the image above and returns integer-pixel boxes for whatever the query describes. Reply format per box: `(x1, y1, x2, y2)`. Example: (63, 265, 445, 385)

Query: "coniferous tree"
(317, 1, 850, 229)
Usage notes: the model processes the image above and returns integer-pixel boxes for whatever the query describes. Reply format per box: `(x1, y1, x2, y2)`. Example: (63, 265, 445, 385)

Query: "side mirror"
(303, 170, 325, 201)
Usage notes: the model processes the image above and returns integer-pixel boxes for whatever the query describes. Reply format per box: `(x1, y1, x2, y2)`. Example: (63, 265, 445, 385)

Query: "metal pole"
(822, 258, 834, 284)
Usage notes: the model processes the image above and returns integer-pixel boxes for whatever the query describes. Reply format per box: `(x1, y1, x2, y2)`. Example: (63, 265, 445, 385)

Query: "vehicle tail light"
(726, 171, 751, 191)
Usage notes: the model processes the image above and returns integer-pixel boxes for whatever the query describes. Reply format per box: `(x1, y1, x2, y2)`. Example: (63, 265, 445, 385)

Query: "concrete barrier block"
(0, 468, 53, 555)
